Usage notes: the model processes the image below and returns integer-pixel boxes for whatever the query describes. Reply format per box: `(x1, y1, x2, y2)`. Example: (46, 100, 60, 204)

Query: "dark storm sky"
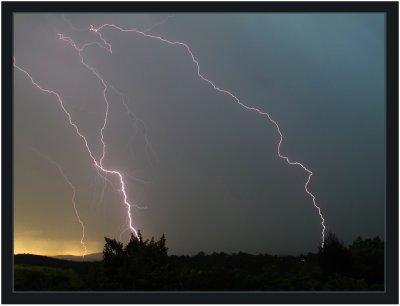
(14, 13, 385, 256)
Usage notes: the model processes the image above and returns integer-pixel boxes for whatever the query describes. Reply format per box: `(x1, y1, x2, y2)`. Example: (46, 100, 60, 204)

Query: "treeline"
(14, 232, 384, 291)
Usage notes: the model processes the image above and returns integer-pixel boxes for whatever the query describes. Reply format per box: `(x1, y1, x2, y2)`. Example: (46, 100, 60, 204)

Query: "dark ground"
(14, 232, 384, 291)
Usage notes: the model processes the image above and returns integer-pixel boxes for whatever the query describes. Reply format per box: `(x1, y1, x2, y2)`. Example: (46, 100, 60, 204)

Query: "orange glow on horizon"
(14, 237, 103, 256)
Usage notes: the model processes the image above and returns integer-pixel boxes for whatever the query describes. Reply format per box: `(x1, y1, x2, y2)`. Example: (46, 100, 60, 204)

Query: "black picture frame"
(2, 1, 398, 304)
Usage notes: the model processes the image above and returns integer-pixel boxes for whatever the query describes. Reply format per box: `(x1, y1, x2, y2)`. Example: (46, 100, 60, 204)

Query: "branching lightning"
(90, 23, 326, 247)
(57, 33, 157, 174)
(15, 17, 326, 249)
(14, 57, 139, 239)
(56, 33, 150, 210)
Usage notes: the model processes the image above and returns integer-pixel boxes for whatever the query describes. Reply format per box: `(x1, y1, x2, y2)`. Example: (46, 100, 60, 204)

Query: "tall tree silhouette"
(318, 232, 352, 277)
(102, 231, 169, 289)
(103, 237, 125, 269)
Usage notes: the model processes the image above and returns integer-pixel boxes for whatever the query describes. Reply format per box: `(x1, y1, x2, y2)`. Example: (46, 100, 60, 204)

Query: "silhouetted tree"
(102, 231, 169, 289)
(124, 231, 144, 257)
(156, 234, 168, 256)
(318, 232, 352, 277)
(14, 233, 385, 291)
(349, 236, 384, 284)
(103, 237, 125, 269)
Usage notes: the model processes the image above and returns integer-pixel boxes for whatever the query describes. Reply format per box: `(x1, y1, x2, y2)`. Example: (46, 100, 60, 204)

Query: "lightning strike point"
(14, 57, 140, 241)
(15, 18, 326, 249)
(91, 23, 326, 248)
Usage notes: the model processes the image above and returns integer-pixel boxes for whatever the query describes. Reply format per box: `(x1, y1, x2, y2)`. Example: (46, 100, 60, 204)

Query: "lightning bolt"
(14, 57, 140, 239)
(15, 18, 326, 249)
(55, 164, 87, 258)
(57, 33, 157, 176)
(90, 23, 326, 247)
(31, 148, 87, 258)
(56, 33, 150, 211)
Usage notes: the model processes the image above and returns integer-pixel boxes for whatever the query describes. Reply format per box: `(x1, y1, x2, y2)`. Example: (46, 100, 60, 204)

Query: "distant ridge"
(53, 253, 102, 262)
(14, 253, 101, 269)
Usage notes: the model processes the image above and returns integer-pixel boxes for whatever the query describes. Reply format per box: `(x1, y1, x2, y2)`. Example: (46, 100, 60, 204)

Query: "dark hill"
(14, 254, 88, 269)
